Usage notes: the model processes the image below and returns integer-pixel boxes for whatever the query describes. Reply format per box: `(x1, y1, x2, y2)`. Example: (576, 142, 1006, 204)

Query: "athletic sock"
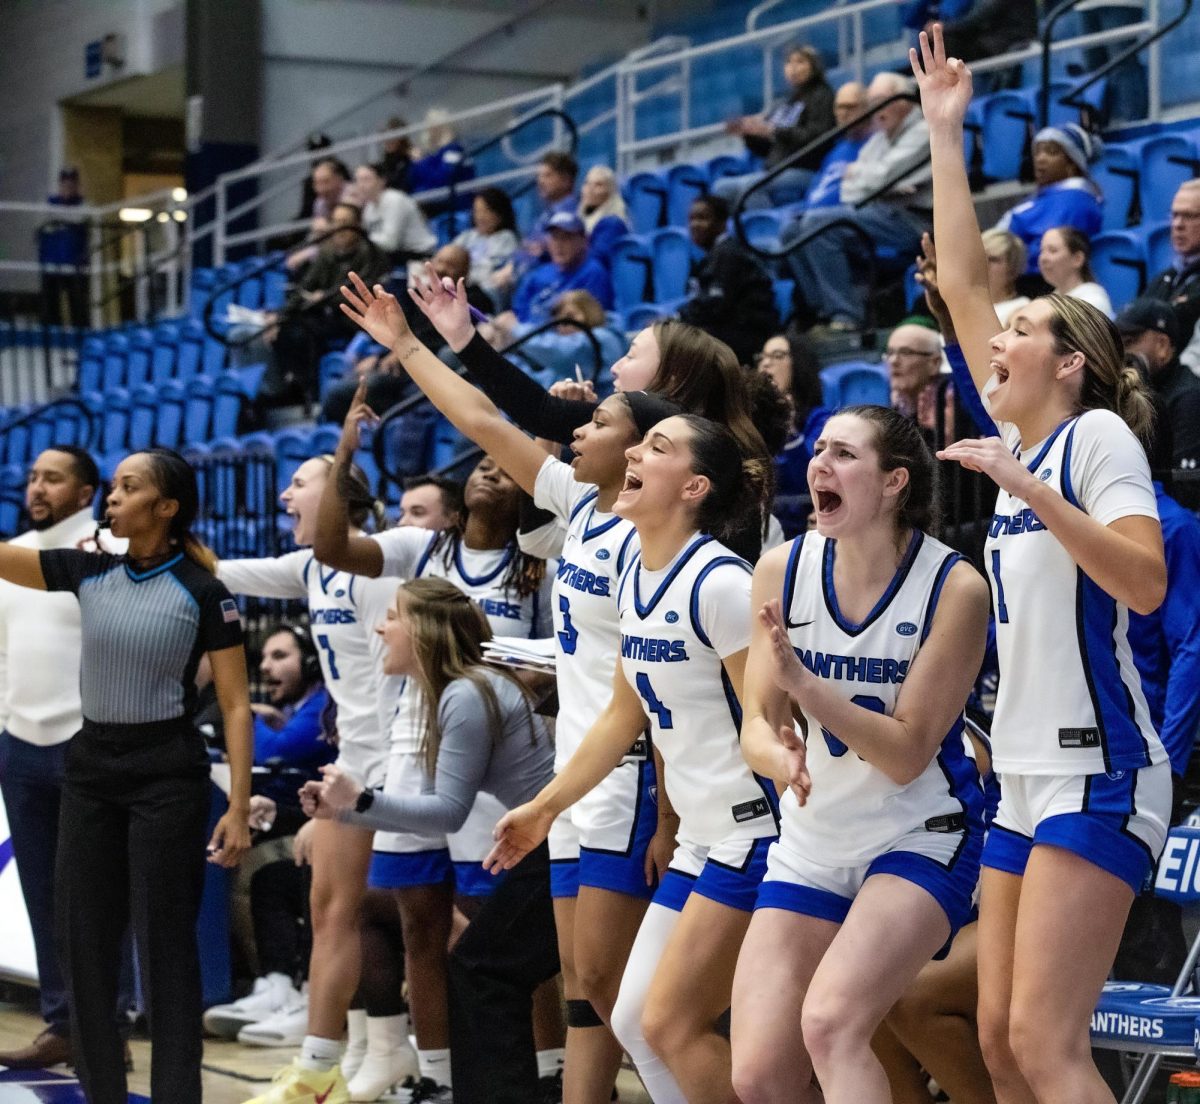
(537, 1047, 565, 1078)
(418, 1047, 452, 1086)
(299, 1034, 342, 1071)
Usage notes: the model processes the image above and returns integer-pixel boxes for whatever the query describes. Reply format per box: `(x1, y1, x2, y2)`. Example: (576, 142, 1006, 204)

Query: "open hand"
(777, 725, 813, 806)
(408, 263, 476, 352)
(937, 436, 1030, 495)
(482, 801, 555, 874)
(909, 24, 973, 130)
(340, 271, 411, 348)
(759, 598, 814, 704)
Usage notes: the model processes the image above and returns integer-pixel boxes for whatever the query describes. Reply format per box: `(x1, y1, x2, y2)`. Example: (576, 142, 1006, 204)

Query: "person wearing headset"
(204, 623, 334, 1045)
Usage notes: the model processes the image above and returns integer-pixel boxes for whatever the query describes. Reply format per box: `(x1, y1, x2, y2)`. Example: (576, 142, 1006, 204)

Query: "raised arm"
(910, 25, 999, 394)
(339, 272, 558, 494)
(763, 560, 990, 784)
(483, 658, 649, 872)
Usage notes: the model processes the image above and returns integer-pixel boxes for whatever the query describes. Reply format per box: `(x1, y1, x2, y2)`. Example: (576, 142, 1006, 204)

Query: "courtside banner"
(0, 791, 38, 982)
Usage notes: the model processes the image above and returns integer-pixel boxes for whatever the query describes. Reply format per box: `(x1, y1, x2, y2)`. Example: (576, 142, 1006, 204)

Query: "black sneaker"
(402, 1075, 453, 1103)
(537, 1069, 563, 1104)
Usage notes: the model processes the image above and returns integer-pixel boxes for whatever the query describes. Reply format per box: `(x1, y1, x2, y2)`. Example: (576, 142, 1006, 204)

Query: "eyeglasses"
(882, 347, 939, 361)
(755, 349, 790, 363)
(1170, 210, 1200, 223)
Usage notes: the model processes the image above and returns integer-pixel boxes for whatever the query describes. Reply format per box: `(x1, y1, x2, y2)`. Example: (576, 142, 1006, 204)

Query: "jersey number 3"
(557, 595, 579, 655)
(636, 672, 674, 730)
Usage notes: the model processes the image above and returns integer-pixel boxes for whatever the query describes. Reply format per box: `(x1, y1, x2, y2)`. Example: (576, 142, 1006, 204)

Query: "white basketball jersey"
(217, 551, 397, 755)
(617, 534, 777, 847)
(779, 531, 987, 864)
(551, 483, 640, 769)
(984, 410, 1164, 775)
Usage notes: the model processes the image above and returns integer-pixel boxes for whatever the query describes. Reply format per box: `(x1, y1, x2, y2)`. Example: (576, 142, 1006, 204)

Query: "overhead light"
(118, 207, 153, 222)
(171, 186, 188, 202)
(156, 212, 170, 223)
(173, 210, 187, 222)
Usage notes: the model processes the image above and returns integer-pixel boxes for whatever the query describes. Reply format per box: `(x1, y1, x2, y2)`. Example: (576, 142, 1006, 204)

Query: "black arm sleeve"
(457, 333, 598, 444)
(39, 549, 114, 595)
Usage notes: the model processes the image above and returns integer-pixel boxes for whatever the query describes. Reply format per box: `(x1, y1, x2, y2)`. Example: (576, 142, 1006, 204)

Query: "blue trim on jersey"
(530, 583, 540, 639)
(568, 489, 598, 525)
(123, 552, 185, 582)
(368, 848, 453, 889)
(317, 564, 339, 594)
(980, 824, 1033, 877)
(413, 531, 441, 578)
(1061, 423, 1152, 771)
(756, 879, 852, 922)
(579, 762, 659, 901)
(782, 534, 806, 616)
(689, 557, 752, 648)
(302, 555, 314, 587)
(821, 530, 924, 637)
(920, 553, 965, 644)
(932, 718, 987, 870)
(616, 528, 637, 575)
(551, 858, 581, 898)
(582, 502, 622, 542)
(868, 836, 980, 934)
(691, 837, 772, 912)
(631, 534, 713, 619)
(653, 868, 697, 911)
(347, 574, 357, 605)
(453, 539, 515, 587)
(1019, 416, 1075, 472)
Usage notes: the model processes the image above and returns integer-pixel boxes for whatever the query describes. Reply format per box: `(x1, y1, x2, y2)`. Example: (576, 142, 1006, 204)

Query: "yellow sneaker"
(244, 1059, 349, 1104)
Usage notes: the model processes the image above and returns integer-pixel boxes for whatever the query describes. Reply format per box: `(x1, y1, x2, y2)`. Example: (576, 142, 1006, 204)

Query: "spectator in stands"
(902, 0, 1038, 68)
(38, 167, 88, 329)
(713, 44, 836, 210)
(452, 187, 520, 310)
(262, 202, 389, 415)
(800, 81, 871, 210)
(0, 447, 134, 1072)
(981, 228, 1030, 326)
(577, 165, 630, 266)
(501, 212, 612, 334)
(379, 116, 413, 193)
(1116, 298, 1200, 466)
(1036, 225, 1113, 317)
(204, 625, 332, 1043)
(677, 194, 778, 364)
(408, 108, 473, 198)
(398, 475, 464, 531)
(288, 157, 352, 273)
(353, 162, 437, 264)
(505, 289, 624, 394)
(320, 243, 488, 424)
(295, 136, 335, 222)
(995, 124, 1103, 275)
(490, 151, 579, 297)
(781, 71, 932, 333)
(755, 332, 829, 537)
(883, 320, 944, 422)
(1145, 179, 1200, 342)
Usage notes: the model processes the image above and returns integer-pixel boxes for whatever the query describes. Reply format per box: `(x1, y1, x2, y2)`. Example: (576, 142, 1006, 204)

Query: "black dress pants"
(56, 721, 211, 1104)
(447, 842, 559, 1104)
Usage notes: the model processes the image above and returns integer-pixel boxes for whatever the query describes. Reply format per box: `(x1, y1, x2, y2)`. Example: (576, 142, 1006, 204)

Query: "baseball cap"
(545, 211, 586, 235)
(1115, 297, 1181, 350)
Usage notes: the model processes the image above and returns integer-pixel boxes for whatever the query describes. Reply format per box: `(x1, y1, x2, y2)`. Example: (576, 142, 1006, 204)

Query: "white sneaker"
(342, 1009, 368, 1082)
(237, 987, 309, 1048)
(204, 974, 298, 1039)
(347, 1016, 419, 1101)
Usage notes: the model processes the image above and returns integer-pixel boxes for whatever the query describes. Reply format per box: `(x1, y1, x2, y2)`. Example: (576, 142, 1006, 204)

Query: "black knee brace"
(566, 998, 605, 1028)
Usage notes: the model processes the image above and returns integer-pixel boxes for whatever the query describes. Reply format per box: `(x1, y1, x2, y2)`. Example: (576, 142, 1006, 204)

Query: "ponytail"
(1114, 360, 1157, 442)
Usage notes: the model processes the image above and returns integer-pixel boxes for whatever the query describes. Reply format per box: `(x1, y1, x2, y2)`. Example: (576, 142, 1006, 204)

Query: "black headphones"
(273, 622, 322, 685)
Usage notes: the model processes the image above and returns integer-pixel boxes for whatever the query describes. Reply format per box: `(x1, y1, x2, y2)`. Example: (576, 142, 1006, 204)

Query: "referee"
(0, 447, 252, 1104)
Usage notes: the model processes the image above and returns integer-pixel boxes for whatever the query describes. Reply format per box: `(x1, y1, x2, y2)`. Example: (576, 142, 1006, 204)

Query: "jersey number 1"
(989, 550, 1010, 624)
(635, 672, 674, 730)
(317, 633, 341, 680)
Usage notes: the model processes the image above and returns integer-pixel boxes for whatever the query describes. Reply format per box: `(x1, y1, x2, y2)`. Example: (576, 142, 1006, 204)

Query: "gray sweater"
(345, 670, 553, 834)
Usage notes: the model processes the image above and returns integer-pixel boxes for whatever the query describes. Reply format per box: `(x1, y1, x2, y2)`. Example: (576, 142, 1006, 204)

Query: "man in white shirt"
(0, 446, 132, 1070)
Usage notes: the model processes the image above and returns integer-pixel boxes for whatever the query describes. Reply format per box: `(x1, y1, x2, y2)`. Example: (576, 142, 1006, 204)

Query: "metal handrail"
(1041, 0, 1193, 125)
(0, 395, 98, 448)
(371, 317, 607, 488)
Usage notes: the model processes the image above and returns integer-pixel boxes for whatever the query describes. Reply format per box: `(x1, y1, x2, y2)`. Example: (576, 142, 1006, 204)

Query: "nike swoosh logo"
(786, 619, 813, 629)
(314, 1089, 333, 1104)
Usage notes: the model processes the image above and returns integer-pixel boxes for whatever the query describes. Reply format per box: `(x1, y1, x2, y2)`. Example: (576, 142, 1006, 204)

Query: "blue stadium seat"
(1139, 133, 1200, 226)
(212, 375, 248, 440)
(979, 91, 1033, 182)
(128, 384, 158, 451)
(1145, 221, 1173, 278)
(651, 228, 693, 302)
(189, 268, 219, 320)
(1092, 140, 1144, 230)
(666, 164, 708, 227)
(77, 336, 105, 394)
(176, 320, 206, 384)
(820, 361, 890, 409)
(739, 210, 785, 252)
(273, 427, 313, 496)
(125, 328, 154, 390)
(202, 331, 228, 377)
(308, 425, 342, 457)
(235, 268, 264, 310)
(28, 408, 56, 461)
(3, 408, 32, 466)
(53, 400, 89, 449)
(0, 464, 26, 535)
(263, 268, 290, 311)
(624, 172, 670, 234)
(100, 388, 131, 456)
(379, 409, 435, 481)
(155, 381, 186, 447)
(1090, 229, 1147, 311)
(772, 280, 795, 326)
(183, 377, 215, 445)
(319, 352, 351, 402)
(101, 334, 129, 392)
(610, 235, 654, 312)
(705, 153, 755, 184)
(624, 303, 667, 331)
(151, 322, 181, 385)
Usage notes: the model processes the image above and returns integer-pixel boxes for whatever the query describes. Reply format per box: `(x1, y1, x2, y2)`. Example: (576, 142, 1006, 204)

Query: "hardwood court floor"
(0, 1001, 651, 1102)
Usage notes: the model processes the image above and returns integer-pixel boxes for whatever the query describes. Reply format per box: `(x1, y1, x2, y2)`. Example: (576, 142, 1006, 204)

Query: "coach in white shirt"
(0, 446, 132, 1070)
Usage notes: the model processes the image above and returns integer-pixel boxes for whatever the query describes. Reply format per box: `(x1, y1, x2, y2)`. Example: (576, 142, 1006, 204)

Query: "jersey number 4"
(635, 672, 674, 730)
(557, 595, 579, 655)
(821, 694, 885, 758)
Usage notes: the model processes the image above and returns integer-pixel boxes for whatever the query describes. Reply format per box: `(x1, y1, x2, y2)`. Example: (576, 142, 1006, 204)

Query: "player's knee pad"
(566, 998, 604, 1029)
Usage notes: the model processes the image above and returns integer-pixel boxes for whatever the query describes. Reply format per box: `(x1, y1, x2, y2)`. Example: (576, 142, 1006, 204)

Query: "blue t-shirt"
(512, 254, 614, 323)
(804, 136, 869, 209)
(774, 405, 831, 538)
(408, 142, 474, 194)
(588, 214, 629, 267)
(998, 177, 1103, 272)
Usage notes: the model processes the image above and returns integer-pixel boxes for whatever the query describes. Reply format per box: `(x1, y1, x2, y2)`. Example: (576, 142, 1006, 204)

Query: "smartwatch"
(354, 788, 376, 815)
